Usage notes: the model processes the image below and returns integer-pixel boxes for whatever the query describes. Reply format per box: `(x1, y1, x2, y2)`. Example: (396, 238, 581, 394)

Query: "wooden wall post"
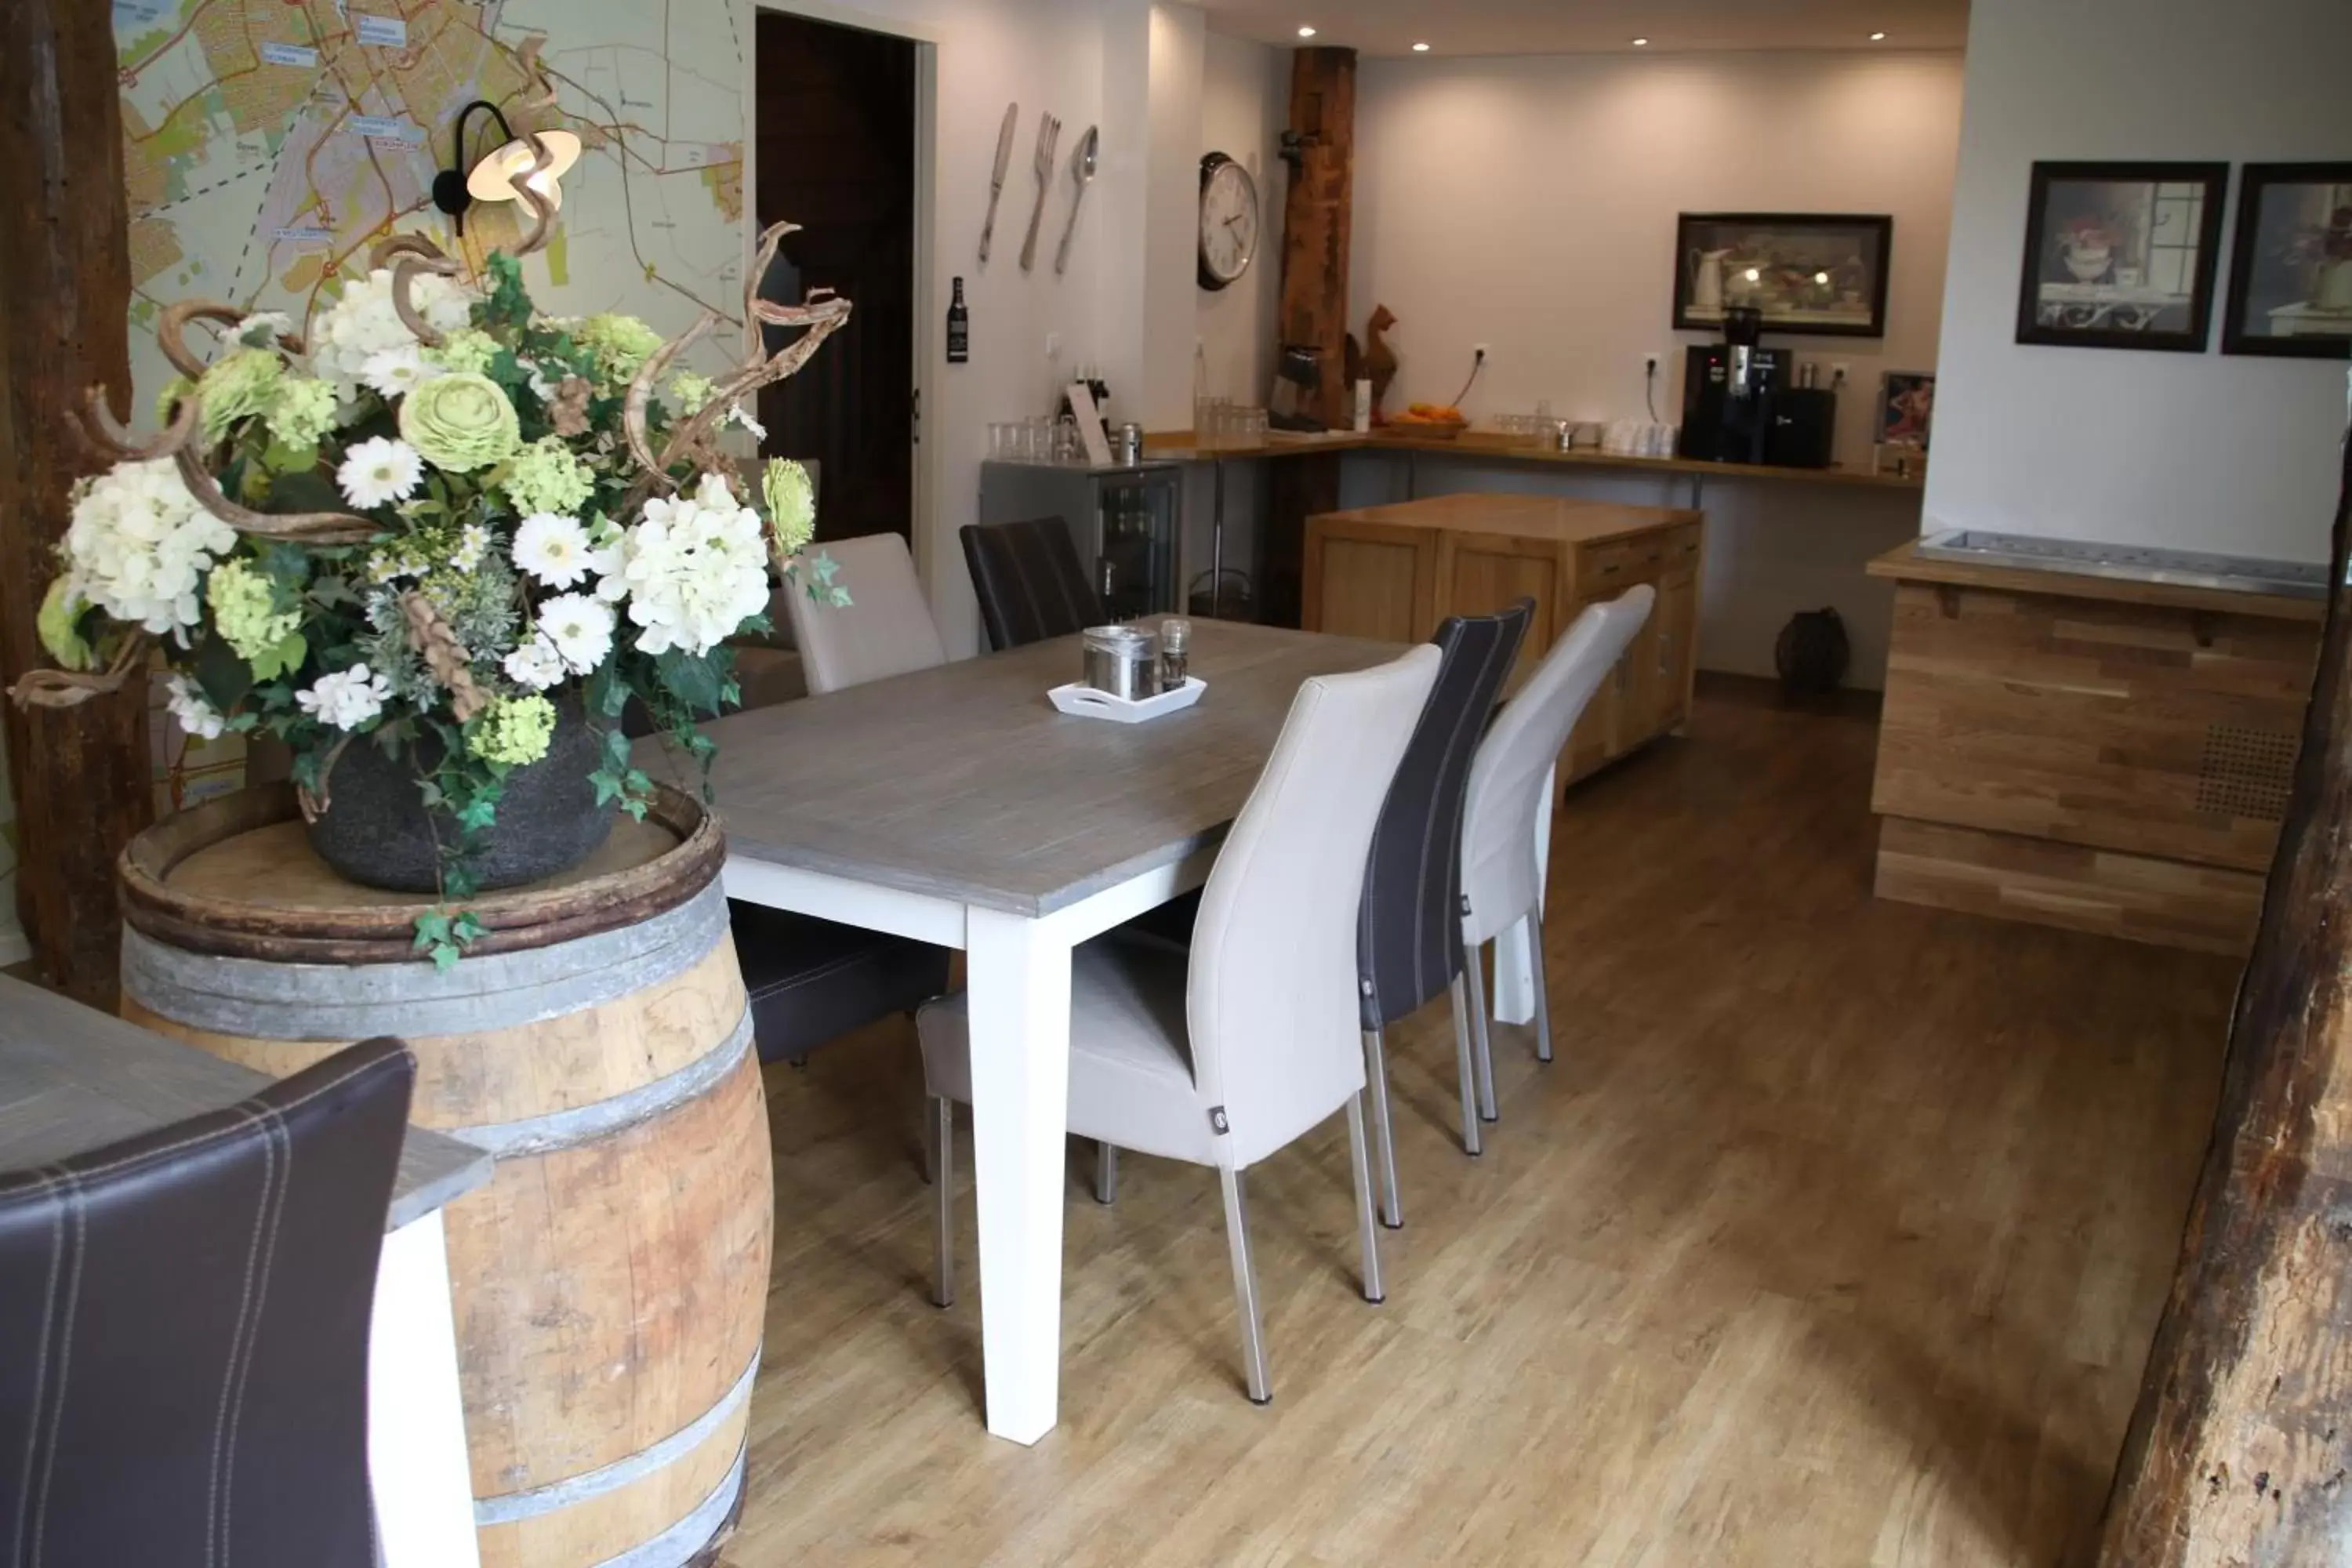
(2095, 428, 2352, 1563)
(1, 1, 155, 1004)
(1276, 46, 1355, 430)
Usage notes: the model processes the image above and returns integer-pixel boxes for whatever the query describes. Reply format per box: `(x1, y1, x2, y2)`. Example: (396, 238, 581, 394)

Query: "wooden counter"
(1867, 542, 2319, 953)
(1305, 493, 1703, 783)
(1146, 426, 1926, 492)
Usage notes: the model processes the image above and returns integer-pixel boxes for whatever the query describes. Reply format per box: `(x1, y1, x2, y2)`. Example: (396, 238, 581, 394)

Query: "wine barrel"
(117, 784, 770, 1568)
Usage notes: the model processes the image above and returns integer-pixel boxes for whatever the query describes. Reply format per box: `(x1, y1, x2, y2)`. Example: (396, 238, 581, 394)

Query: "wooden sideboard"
(1304, 493, 1704, 783)
(1867, 543, 2321, 954)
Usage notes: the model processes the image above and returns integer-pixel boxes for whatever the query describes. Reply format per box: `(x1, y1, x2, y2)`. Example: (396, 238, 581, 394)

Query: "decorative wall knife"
(978, 102, 1018, 264)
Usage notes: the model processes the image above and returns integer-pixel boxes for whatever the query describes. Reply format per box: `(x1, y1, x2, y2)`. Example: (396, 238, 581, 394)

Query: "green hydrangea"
(264, 376, 340, 449)
(578, 312, 663, 386)
(195, 348, 284, 442)
(468, 693, 557, 767)
(397, 371, 520, 473)
(37, 576, 92, 671)
(666, 371, 714, 413)
(425, 327, 501, 376)
(155, 376, 195, 426)
(205, 557, 299, 663)
(762, 458, 816, 557)
(502, 436, 594, 515)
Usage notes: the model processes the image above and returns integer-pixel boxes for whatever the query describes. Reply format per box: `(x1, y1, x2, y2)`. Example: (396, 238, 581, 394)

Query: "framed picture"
(1671, 212, 1893, 338)
(2222, 163, 2352, 359)
(2014, 161, 2228, 351)
(1875, 371, 1936, 449)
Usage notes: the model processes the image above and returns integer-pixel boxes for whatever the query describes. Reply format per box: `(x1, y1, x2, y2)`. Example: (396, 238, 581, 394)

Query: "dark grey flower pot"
(304, 691, 615, 895)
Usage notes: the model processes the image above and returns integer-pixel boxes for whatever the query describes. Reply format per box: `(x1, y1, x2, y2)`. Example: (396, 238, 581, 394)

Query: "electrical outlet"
(1830, 361, 1851, 387)
(1473, 343, 1490, 361)
(1642, 351, 1663, 378)
(1045, 332, 1062, 359)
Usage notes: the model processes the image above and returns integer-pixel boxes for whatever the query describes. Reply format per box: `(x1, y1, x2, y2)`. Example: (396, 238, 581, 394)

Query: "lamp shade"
(465, 129, 582, 212)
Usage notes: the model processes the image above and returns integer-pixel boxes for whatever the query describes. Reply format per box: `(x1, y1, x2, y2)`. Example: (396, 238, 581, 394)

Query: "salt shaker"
(1159, 616, 1192, 687)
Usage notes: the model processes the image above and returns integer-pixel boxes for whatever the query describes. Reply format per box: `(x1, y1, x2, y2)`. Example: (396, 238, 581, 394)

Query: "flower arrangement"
(15, 140, 851, 967)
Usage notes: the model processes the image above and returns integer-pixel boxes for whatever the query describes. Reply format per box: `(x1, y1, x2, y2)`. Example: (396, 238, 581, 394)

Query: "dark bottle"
(946, 277, 969, 364)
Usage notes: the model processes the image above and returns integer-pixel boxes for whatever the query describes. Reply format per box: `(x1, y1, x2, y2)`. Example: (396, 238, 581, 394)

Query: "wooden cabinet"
(1305, 493, 1704, 783)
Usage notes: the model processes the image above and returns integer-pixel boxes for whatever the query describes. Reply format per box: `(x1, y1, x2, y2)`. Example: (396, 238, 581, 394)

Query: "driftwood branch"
(7, 633, 151, 711)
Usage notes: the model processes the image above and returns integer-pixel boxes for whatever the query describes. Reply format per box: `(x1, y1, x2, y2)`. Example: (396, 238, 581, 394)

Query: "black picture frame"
(1670, 212, 1893, 339)
(2221, 162, 2352, 360)
(2014, 161, 2228, 352)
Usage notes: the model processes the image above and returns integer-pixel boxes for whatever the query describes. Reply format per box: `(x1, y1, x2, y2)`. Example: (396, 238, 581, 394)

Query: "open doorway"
(753, 10, 917, 546)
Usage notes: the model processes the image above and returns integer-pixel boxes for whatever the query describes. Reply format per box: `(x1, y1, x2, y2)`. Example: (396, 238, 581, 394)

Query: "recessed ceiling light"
(1298, 25, 1316, 37)
(1632, 37, 1650, 46)
(1870, 31, 1887, 40)
(1412, 41, 1431, 52)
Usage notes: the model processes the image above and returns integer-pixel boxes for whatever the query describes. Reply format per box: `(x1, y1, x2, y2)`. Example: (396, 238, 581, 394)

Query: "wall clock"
(1199, 152, 1260, 291)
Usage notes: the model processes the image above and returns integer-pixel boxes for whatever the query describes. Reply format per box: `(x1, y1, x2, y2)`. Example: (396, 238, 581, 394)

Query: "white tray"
(1047, 676, 1206, 724)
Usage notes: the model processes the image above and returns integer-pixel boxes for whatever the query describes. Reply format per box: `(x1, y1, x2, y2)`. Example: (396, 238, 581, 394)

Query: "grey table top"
(0, 975, 490, 1232)
(670, 620, 1406, 917)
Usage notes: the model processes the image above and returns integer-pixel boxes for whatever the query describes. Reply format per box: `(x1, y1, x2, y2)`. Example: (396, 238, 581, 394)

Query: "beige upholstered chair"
(918, 644, 1443, 1403)
(1455, 587, 1654, 1122)
(783, 532, 948, 695)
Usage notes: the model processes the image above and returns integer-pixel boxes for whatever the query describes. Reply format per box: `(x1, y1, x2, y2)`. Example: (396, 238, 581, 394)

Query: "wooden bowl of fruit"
(1388, 402, 1468, 439)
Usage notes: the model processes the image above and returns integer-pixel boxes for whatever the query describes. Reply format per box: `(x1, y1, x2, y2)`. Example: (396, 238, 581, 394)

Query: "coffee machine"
(1678, 307, 1836, 469)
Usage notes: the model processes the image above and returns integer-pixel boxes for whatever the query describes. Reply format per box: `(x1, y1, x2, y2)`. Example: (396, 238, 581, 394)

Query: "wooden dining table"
(687, 619, 1413, 1443)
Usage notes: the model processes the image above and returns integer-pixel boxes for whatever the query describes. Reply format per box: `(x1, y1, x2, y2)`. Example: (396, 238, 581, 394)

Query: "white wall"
(756, 0, 1118, 655)
(1347, 48, 1966, 684)
(1928, 0, 2352, 563)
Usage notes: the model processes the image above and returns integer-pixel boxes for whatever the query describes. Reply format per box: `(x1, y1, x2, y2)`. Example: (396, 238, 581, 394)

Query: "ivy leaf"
(191, 633, 254, 712)
(248, 630, 307, 683)
(259, 437, 320, 475)
(654, 648, 724, 715)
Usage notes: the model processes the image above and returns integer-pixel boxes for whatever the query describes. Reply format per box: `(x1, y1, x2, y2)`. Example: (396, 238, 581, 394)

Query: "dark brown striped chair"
(960, 517, 1105, 650)
(0, 1037, 413, 1566)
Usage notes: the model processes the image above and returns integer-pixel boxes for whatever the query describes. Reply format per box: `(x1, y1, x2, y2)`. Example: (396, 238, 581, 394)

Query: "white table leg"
(370, 1211, 481, 1567)
(964, 905, 1074, 1445)
(1492, 764, 1556, 1027)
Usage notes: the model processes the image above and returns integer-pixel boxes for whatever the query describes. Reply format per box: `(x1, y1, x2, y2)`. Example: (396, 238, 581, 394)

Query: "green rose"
(579, 312, 664, 387)
(502, 435, 594, 515)
(425, 327, 501, 376)
(36, 575, 92, 671)
(469, 693, 557, 766)
(195, 347, 284, 442)
(397, 371, 521, 474)
(762, 458, 816, 557)
(264, 376, 340, 449)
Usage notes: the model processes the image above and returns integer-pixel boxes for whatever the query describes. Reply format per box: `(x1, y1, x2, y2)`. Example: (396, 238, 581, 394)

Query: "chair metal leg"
(1465, 942, 1500, 1124)
(1527, 913, 1555, 1065)
(1448, 974, 1483, 1157)
(1219, 1166, 1272, 1404)
(1361, 1029, 1403, 1227)
(1346, 1094, 1385, 1304)
(921, 1097, 938, 1185)
(930, 1095, 955, 1308)
(1094, 1141, 1119, 1205)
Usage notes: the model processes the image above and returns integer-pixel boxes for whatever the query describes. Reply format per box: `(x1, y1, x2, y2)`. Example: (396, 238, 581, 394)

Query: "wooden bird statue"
(1361, 304, 1399, 425)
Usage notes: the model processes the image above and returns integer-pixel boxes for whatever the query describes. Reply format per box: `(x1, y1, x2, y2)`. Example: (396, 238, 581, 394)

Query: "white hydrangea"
(63, 458, 238, 638)
(296, 663, 392, 731)
(502, 636, 567, 691)
(536, 592, 616, 673)
(307, 266, 473, 397)
(359, 343, 441, 400)
(615, 473, 771, 656)
(164, 673, 227, 740)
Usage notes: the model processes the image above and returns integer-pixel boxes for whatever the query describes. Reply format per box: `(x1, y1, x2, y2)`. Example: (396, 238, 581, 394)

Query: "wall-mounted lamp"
(430, 100, 581, 236)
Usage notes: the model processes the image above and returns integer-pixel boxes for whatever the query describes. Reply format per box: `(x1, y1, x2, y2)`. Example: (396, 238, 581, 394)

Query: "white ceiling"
(1196, 0, 1970, 57)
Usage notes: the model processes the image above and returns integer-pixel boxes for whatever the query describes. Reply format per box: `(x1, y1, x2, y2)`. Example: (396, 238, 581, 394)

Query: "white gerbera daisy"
(536, 592, 616, 673)
(336, 437, 423, 510)
(502, 635, 567, 691)
(359, 343, 440, 399)
(512, 511, 592, 589)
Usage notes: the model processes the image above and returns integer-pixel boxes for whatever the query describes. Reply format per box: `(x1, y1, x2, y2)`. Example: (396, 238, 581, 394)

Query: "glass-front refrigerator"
(978, 461, 1182, 622)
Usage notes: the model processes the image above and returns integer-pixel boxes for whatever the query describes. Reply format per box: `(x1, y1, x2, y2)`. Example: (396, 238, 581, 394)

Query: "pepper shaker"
(1160, 616, 1191, 687)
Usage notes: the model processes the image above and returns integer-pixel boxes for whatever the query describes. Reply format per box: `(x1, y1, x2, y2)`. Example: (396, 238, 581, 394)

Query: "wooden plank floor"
(724, 681, 2236, 1566)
